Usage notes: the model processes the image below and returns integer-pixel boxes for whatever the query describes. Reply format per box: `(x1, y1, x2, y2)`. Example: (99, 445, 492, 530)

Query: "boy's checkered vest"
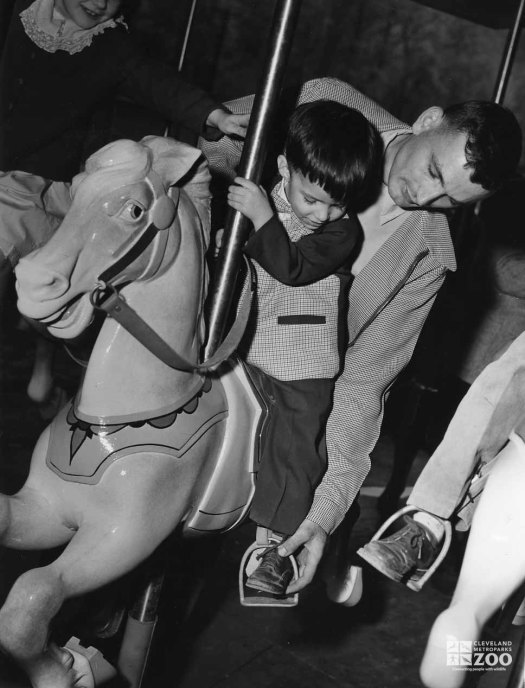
(244, 184, 342, 381)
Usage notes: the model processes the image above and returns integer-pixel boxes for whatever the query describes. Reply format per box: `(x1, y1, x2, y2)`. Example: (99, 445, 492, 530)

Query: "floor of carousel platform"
(0, 322, 523, 688)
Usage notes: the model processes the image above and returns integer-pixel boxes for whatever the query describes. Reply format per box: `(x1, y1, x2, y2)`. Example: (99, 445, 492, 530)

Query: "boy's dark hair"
(443, 101, 522, 193)
(284, 100, 382, 210)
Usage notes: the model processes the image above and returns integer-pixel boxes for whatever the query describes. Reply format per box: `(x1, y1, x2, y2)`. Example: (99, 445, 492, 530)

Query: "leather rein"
(89, 187, 253, 374)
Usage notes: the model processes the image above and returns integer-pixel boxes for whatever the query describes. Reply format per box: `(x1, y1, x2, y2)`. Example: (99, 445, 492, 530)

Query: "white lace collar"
(20, 0, 126, 55)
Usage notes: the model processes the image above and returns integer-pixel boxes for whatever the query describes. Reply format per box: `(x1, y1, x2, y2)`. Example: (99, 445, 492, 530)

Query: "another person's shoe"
(245, 544, 294, 595)
(357, 516, 438, 586)
(324, 563, 363, 607)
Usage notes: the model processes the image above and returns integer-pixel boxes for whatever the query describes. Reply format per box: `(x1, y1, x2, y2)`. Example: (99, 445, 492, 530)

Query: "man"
(200, 77, 522, 595)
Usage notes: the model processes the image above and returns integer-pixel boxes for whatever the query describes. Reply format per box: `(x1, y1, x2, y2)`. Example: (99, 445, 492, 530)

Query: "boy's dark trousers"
(246, 363, 334, 536)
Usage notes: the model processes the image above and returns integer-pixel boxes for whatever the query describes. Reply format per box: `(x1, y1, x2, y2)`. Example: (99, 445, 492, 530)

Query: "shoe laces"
(256, 541, 281, 561)
(409, 531, 425, 559)
(393, 519, 429, 559)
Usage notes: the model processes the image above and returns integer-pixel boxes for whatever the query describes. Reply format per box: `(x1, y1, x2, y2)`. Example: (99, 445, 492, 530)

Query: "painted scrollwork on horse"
(4, 135, 262, 688)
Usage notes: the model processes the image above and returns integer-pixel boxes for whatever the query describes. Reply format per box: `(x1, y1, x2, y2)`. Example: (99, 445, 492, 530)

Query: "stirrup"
(64, 637, 117, 687)
(239, 540, 299, 607)
(370, 505, 452, 591)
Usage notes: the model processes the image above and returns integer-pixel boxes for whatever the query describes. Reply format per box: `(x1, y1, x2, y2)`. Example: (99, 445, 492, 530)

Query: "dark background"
(1, 0, 523, 163)
(128, 0, 525, 166)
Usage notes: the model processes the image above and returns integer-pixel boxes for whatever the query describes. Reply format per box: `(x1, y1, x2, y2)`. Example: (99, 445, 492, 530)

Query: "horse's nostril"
(48, 275, 64, 289)
(40, 273, 69, 297)
(16, 259, 70, 298)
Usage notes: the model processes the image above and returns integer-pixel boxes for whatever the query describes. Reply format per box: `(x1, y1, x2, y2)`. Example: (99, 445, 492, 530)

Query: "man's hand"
(227, 177, 273, 230)
(278, 519, 328, 593)
(207, 110, 250, 138)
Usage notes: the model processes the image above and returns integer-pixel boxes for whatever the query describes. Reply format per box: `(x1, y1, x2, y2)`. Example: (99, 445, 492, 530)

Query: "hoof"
(62, 637, 117, 687)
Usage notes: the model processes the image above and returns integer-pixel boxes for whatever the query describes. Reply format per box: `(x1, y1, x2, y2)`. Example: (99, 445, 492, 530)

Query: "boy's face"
(55, 0, 122, 29)
(278, 156, 346, 231)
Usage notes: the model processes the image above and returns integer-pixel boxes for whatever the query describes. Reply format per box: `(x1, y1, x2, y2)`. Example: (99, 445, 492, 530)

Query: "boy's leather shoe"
(246, 546, 294, 595)
(357, 516, 438, 585)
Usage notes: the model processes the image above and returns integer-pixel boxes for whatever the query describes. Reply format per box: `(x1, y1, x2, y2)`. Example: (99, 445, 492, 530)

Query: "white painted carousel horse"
(418, 347, 525, 688)
(419, 437, 525, 688)
(5, 135, 262, 688)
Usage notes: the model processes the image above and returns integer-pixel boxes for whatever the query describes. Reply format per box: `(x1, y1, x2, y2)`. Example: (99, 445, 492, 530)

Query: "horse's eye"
(120, 201, 145, 222)
(130, 204, 143, 219)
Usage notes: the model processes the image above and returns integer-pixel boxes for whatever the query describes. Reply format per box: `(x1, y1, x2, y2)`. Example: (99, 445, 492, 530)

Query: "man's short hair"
(284, 100, 382, 210)
(443, 101, 522, 193)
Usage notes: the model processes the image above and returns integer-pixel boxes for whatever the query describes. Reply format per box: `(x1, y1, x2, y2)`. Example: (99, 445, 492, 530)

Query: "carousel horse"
(420, 426, 525, 688)
(419, 426, 525, 688)
(4, 135, 263, 688)
(417, 345, 525, 688)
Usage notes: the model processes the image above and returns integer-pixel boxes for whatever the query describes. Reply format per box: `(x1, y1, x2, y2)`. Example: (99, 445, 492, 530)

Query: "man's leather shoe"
(357, 516, 438, 585)
(246, 545, 293, 595)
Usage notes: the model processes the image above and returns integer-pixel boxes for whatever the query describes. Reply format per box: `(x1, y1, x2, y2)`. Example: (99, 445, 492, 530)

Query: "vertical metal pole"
(117, 574, 165, 688)
(455, 0, 524, 259)
(492, 0, 524, 104)
(204, 0, 303, 358)
(178, 0, 198, 73)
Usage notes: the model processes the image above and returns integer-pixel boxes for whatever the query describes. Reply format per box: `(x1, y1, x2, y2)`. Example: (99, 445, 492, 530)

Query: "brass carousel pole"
(455, 0, 524, 260)
(204, 0, 303, 358)
(178, 0, 198, 73)
(117, 4, 303, 684)
(492, 0, 524, 104)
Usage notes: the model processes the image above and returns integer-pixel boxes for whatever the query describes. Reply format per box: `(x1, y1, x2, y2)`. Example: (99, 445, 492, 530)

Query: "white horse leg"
(0, 454, 202, 688)
(420, 433, 525, 688)
(0, 492, 76, 686)
(0, 486, 75, 550)
(0, 428, 77, 551)
(0, 523, 165, 688)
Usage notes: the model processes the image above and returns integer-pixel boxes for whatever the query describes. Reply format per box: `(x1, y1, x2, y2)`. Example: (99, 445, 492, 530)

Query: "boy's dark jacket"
(245, 213, 357, 286)
(0, 0, 222, 180)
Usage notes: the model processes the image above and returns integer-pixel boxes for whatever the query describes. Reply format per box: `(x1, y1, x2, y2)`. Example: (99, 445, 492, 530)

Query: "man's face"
(278, 156, 346, 231)
(387, 114, 490, 211)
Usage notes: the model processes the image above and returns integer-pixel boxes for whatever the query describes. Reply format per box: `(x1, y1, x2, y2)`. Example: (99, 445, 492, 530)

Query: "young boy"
(227, 100, 382, 595)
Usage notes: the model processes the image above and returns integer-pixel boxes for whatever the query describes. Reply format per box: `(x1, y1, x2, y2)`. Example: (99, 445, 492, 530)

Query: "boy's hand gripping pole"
(204, 0, 303, 359)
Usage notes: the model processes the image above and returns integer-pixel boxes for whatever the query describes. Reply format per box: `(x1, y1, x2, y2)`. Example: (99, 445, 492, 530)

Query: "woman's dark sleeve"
(116, 34, 226, 139)
(244, 214, 360, 286)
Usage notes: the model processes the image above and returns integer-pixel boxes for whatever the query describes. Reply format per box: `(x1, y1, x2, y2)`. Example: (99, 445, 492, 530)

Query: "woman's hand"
(207, 109, 249, 138)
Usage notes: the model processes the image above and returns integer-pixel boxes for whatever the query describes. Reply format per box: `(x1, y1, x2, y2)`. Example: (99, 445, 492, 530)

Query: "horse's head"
(15, 136, 209, 340)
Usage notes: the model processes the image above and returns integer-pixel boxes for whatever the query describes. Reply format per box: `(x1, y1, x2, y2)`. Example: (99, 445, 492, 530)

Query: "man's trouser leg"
(408, 331, 525, 528)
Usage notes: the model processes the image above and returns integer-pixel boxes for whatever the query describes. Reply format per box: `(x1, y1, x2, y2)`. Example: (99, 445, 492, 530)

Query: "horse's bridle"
(89, 177, 253, 374)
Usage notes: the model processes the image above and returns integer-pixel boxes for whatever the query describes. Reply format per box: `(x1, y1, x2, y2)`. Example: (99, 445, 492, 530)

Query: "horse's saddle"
(45, 359, 266, 533)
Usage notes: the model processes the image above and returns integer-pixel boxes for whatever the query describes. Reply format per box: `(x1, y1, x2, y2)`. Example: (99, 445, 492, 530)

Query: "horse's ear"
(141, 136, 202, 187)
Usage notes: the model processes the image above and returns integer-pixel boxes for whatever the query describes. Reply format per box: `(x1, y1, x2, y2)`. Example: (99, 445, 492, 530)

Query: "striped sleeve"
(198, 95, 254, 180)
(198, 77, 406, 180)
(306, 252, 448, 533)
